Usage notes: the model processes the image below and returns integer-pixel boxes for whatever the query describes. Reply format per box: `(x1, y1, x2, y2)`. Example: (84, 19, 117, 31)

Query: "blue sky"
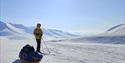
(0, 0, 125, 35)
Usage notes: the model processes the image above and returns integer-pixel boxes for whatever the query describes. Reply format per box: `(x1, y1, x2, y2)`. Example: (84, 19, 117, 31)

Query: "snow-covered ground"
(0, 37, 125, 63)
(0, 21, 125, 63)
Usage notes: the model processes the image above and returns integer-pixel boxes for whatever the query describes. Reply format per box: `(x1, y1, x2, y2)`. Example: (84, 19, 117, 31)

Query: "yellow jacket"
(33, 27, 43, 39)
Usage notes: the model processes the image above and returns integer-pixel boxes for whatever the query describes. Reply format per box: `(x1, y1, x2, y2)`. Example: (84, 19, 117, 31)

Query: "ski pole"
(41, 41, 45, 53)
(42, 39, 51, 54)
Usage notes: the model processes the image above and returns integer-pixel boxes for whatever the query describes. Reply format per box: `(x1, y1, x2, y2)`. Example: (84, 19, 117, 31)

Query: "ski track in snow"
(0, 38, 125, 63)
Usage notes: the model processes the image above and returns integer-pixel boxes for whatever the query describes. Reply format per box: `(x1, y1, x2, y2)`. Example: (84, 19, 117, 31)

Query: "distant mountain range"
(1, 21, 125, 44)
(69, 23, 125, 44)
(0, 21, 79, 39)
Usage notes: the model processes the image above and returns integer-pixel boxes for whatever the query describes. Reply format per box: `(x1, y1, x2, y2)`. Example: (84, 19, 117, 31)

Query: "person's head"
(36, 23, 41, 28)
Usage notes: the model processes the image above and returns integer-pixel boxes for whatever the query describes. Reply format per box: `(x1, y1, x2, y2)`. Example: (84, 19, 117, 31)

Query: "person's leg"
(36, 39, 41, 52)
(38, 39, 41, 52)
(36, 39, 39, 52)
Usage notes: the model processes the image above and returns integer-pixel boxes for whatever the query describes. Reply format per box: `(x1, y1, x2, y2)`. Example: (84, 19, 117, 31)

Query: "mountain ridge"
(0, 21, 79, 39)
(69, 23, 125, 44)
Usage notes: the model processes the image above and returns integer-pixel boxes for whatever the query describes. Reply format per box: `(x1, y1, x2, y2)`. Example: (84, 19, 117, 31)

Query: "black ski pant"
(36, 39, 41, 52)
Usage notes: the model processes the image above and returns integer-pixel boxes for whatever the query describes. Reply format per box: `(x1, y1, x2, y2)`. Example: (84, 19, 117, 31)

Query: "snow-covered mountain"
(0, 21, 79, 39)
(10, 23, 78, 37)
(99, 23, 125, 36)
(69, 23, 125, 44)
(0, 21, 27, 36)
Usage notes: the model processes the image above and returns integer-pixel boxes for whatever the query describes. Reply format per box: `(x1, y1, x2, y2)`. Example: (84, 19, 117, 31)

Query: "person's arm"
(41, 29, 43, 37)
(33, 28, 36, 35)
(40, 29, 43, 40)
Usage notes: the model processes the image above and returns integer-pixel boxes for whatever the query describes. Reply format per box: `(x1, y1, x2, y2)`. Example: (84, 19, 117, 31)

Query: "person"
(19, 44, 43, 63)
(33, 23, 43, 52)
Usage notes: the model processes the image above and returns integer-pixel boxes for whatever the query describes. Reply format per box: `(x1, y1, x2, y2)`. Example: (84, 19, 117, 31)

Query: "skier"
(33, 23, 43, 52)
